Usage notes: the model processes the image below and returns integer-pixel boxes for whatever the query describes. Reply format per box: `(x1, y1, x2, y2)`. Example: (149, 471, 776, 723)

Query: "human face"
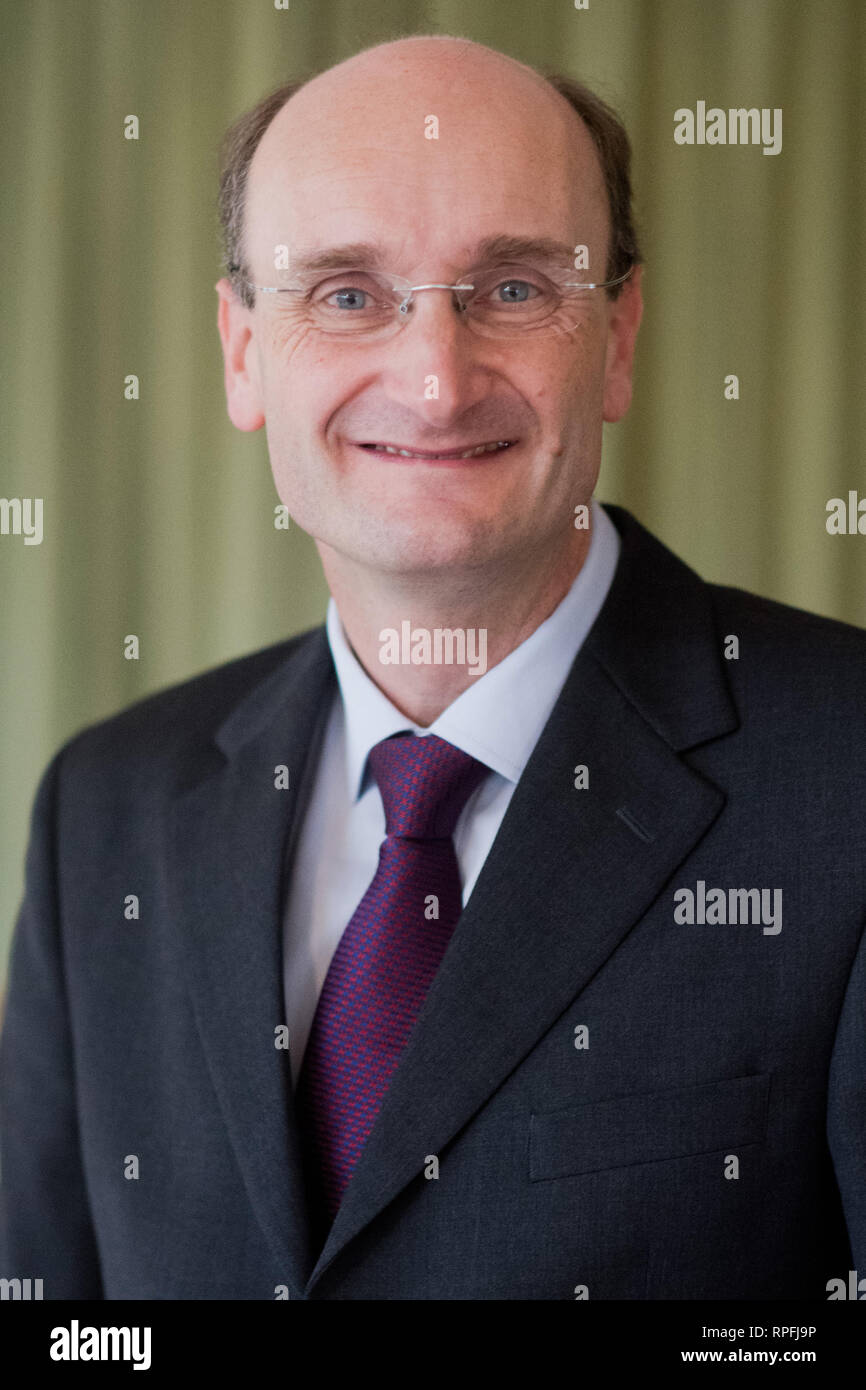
(217, 38, 643, 581)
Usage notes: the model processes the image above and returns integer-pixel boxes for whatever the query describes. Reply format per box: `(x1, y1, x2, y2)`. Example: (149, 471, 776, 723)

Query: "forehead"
(244, 44, 610, 274)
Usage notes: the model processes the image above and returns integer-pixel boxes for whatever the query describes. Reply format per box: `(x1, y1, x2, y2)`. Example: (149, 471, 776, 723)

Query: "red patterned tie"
(296, 732, 489, 1226)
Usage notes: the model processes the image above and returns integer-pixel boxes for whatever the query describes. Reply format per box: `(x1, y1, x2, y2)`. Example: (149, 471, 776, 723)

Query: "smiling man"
(1, 35, 865, 1302)
(217, 37, 641, 724)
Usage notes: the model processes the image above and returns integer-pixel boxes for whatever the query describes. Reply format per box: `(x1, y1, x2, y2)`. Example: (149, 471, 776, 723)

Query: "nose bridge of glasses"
(394, 280, 475, 315)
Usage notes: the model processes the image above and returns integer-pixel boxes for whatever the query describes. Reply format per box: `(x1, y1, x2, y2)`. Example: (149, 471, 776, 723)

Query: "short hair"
(218, 67, 642, 311)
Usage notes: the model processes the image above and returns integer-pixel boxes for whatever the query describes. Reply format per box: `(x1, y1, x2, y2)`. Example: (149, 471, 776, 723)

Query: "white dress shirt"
(282, 498, 620, 1084)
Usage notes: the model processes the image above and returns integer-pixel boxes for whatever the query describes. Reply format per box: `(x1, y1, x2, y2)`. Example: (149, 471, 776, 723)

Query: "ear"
(215, 277, 265, 431)
(601, 265, 644, 423)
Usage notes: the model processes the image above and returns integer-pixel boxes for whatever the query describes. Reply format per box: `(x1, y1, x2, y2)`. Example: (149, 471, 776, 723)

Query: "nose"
(378, 287, 496, 424)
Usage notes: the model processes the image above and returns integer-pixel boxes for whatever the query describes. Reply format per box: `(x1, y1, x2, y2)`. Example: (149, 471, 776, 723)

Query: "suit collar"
(214, 625, 334, 759)
(588, 504, 738, 750)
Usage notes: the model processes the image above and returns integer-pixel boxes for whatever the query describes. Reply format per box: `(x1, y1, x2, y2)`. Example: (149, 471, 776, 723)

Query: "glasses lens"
(268, 264, 606, 339)
(463, 265, 555, 332)
(301, 270, 399, 336)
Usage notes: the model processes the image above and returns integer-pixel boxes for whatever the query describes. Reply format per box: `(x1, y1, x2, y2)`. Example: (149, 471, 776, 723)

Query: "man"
(1, 35, 864, 1302)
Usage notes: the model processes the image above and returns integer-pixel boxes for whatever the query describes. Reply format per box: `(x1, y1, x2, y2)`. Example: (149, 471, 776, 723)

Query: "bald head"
(242, 34, 612, 291)
(267, 33, 596, 152)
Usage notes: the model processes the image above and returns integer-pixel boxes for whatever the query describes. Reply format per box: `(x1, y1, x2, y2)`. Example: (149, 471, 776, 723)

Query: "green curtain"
(1, 0, 864, 982)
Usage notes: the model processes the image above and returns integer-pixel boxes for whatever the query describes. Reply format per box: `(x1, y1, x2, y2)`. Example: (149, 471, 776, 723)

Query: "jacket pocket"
(529, 1072, 771, 1181)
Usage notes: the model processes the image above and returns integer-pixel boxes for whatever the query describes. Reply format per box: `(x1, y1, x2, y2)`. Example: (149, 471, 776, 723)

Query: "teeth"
(371, 441, 512, 459)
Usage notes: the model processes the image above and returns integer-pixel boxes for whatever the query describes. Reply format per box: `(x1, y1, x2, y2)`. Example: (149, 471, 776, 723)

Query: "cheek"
(534, 317, 603, 384)
(260, 322, 362, 412)
(261, 316, 321, 372)
(258, 329, 334, 438)
(528, 346, 599, 421)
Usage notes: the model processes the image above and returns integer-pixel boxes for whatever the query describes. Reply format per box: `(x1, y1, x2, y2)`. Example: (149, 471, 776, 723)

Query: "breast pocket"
(529, 1072, 771, 1181)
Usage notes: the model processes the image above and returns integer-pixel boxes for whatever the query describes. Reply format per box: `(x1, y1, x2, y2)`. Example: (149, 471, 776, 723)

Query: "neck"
(319, 524, 593, 726)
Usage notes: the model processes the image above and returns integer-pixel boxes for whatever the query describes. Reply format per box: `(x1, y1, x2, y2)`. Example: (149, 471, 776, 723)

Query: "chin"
(309, 494, 516, 574)
(338, 520, 498, 575)
(360, 538, 486, 575)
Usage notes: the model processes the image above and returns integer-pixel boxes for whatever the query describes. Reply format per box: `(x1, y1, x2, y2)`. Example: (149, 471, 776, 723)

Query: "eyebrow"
(285, 235, 580, 275)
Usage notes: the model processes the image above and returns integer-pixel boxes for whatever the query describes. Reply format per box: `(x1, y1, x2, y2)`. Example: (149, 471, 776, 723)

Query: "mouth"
(353, 439, 517, 461)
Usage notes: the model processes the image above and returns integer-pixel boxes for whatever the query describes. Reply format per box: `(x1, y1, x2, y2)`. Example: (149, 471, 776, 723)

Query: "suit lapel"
(306, 506, 740, 1291)
(168, 628, 336, 1297)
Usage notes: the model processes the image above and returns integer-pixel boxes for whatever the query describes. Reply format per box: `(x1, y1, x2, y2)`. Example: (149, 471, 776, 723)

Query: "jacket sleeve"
(827, 911, 866, 1273)
(0, 746, 104, 1298)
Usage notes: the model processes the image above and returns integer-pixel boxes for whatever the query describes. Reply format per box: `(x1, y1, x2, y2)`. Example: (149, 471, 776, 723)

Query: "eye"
(310, 275, 385, 312)
(328, 286, 370, 311)
(494, 279, 539, 304)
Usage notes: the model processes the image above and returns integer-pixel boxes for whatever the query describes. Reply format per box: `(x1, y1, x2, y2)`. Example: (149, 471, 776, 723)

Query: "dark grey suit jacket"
(1, 504, 864, 1300)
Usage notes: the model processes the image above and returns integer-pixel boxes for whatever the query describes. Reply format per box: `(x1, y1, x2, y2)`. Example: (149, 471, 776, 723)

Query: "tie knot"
(367, 733, 488, 839)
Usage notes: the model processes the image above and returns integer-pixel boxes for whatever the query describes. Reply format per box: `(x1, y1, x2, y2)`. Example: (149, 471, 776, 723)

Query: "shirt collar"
(326, 498, 621, 800)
